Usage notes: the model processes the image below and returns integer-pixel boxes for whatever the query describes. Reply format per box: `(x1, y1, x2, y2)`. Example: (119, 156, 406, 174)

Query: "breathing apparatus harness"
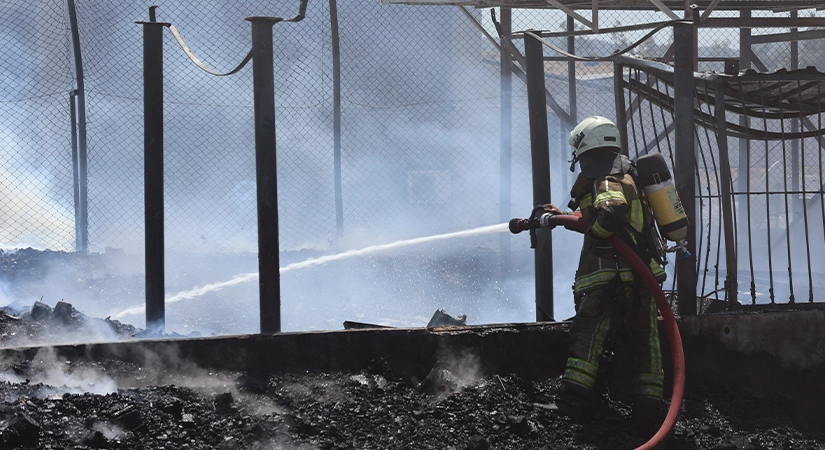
(566, 116, 690, 260)
(568, 158, 666, 269)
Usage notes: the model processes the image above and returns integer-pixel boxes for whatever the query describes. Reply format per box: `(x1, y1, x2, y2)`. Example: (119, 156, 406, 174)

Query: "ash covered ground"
(0, 249, 823, 449)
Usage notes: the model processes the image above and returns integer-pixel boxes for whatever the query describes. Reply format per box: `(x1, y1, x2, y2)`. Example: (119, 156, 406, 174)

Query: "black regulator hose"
(511, 213, 685, 450)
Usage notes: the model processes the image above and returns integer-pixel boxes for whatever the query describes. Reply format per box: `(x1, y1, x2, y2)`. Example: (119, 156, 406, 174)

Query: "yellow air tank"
(636, 153, 689, 246)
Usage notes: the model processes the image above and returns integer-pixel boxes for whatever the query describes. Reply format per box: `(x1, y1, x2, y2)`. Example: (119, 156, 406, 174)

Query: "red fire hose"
(515, 214, 685, 449)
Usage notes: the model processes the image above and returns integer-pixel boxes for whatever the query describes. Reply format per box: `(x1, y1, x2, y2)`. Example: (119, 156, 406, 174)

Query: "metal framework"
(386, 0, 825, 316)
(383, 0, 825, 31)
(616, 54, 825, 313)
(384, 0, 822, 7)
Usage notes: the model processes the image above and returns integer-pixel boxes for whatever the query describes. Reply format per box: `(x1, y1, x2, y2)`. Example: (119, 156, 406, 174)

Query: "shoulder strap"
(628, 159, 640, 180)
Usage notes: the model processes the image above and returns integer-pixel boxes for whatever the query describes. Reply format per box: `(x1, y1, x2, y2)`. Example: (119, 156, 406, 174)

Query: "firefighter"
(546, 116, 667, 431)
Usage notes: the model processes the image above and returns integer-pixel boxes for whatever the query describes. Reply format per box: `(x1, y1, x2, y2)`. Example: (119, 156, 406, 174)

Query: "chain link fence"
(1, 1, 76, 250)
(2, 2, 824, 327)
(3, 1, 820, 253)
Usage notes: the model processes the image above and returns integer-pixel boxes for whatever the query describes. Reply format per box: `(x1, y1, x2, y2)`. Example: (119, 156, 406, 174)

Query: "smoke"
(91, 422, 126, 442)
(0, 128, 75, 250)
(0, 221, 580, 337)
(418, 349, 485, 402)
(0, 347, 117, 396)
(1, 1, 613, 338)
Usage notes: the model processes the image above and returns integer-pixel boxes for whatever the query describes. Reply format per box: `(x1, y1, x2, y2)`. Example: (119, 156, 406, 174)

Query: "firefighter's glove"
(533, 204, 564, 230)
(541, 204, 563, 216)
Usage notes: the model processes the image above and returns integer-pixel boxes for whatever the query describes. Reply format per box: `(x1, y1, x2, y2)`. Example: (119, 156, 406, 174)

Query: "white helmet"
(568, 116, 622, 157)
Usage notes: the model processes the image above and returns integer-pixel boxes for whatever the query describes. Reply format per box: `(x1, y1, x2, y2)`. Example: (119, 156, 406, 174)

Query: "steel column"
(524, 31, 554, 322)
(247, 17, 284, 334)
(790, 11, 801, 216)
(330, 0, 344, 238)
(567, 16, 576, 126)
(499, 8, 513, 275)
(564, 15, 577, 190)
(713, 82, 739, 307)
(67, 0, 88, 253)
(673, 21, 698, 315)
(142, 6, 166, 331)
(738, 10, 751, 264)
(614, 64, 629, 156)
(70, 92, 80, 247)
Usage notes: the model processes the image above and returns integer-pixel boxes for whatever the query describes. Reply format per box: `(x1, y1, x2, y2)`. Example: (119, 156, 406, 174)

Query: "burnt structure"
(396, 0, 825, 318)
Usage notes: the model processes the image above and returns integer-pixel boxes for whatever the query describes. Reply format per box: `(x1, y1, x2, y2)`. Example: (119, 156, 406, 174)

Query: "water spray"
(113, 223, 509, 320)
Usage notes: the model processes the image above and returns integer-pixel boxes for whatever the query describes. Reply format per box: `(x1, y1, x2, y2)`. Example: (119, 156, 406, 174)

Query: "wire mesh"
(0, 1, 75, 250)
(1, 2, 824, 316)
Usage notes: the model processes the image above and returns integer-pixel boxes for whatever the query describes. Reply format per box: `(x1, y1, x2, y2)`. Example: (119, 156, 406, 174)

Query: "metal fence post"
(673, 20, 698, 315)
(524, 30, 554, 322)
(499, 8, 512, 276)
(329, 0, 344, 238)
(790, 11, 801, 217)
(70, 91, 80, 246)
(562, 15, 578, 195)
(713, 81, 739, 308)
(67, 0, 88, 253)
(614, 63, 628, 155)
(140, 6, 167, 331)
(738, 9, 751, 265)
(247, 16, 283, 334)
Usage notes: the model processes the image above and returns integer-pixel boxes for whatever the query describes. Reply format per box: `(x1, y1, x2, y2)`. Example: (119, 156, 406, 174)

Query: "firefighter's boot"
(548, 382, 594, 423)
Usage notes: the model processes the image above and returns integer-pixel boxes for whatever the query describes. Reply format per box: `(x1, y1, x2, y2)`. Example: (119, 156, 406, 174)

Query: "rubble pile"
(0, 300, 139, 347)
(0, 367, 822, 449)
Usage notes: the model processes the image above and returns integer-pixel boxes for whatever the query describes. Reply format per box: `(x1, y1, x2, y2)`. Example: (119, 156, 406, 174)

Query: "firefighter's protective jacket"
(570, 164, 667, 295)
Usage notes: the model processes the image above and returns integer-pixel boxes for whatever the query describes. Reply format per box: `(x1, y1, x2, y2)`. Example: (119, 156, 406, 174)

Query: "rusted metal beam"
(750, 28, 825, 45)
(529, 20, 670, 39)
(384, 0, 825, 12)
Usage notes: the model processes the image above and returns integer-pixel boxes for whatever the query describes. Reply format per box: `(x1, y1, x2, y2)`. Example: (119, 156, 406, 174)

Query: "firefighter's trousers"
(560, 283, 664, 403)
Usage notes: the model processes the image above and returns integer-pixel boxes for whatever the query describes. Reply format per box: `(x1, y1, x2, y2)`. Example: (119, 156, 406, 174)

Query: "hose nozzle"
(509, 218, 532, 234)
(510, 212, 558, 235)
(512, 207, 561, 248)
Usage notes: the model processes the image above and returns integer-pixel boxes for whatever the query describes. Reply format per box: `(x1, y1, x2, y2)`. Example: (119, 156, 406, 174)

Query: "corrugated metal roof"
(722, 67, 825, 119)
(621, 62, 825, 139)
